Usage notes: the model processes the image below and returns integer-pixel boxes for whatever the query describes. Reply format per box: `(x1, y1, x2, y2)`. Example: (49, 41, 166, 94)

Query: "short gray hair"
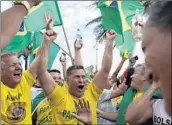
(1, 52, 17, 69)
(134, 63, 147, 75)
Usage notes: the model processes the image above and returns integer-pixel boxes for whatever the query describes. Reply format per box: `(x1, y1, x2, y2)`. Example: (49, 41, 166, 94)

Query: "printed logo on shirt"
(6, 102, 26, 123)
(39, 105, 51, 114)
(154, 115, 171, 125)
(62, 110, 76, 119)
(38, 112, 52, 125)
(6, 92, 22, 101)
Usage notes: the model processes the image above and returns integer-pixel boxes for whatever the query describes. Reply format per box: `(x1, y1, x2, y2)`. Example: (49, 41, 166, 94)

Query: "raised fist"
(106, 29, 116, 41)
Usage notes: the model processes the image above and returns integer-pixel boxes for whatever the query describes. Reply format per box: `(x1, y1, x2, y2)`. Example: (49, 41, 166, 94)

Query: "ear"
(66, 76, 69, 81)
(66, 74, 71, 82)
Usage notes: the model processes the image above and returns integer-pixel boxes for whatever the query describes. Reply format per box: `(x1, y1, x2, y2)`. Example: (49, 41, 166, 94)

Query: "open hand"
(71, 99, 92, 125)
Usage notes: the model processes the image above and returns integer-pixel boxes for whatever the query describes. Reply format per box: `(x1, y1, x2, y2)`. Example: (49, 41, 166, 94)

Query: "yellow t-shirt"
(1, 70, 35, 124)
(133, 92, 143, 100)
(62, 81, 68, 90)
(48, 81, 102, 124)
(35, 99, 54, 125)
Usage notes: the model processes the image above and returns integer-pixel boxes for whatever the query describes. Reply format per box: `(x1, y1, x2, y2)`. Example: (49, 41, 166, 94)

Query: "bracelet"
(13, 1, 31, 13)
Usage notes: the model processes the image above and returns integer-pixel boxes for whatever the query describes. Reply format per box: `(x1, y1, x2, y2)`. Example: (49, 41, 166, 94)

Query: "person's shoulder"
(21, 70, 35, 82)
(85, 81, 103, 96)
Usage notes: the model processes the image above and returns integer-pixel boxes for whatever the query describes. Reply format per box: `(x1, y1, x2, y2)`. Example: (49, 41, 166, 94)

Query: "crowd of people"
(1, 1, 171, 125)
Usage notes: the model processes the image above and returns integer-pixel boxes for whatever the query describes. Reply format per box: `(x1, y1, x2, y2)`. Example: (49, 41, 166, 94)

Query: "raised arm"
(110, 79, 128, 99)
(125, 82, 160, 124)
(1, 1, 41, 50)
(36, 14, 57, 96)
(74, 39, 83, 65)
(93, 30, 116, 90)
(111, 56, 127, 82)
(60, 57, 67, 80)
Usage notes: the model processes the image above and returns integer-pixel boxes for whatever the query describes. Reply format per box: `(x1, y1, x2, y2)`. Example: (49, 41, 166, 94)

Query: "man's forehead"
(50, 72, 61, 76)
(3, 55, 19, 63)
(71, 69, 85, 74)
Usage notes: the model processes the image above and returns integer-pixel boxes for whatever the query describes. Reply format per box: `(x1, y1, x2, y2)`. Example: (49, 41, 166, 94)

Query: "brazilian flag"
(30, 32, 60, 70)
(98, 1, 144, 56)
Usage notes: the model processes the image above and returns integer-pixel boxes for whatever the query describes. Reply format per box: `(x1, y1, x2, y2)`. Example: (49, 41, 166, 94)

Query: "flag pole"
(61, 24, 74, 65)
(96, 39, 98, 71)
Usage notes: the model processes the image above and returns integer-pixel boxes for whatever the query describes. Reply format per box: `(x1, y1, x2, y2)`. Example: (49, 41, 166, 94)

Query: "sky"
(1, 1, 145, 77)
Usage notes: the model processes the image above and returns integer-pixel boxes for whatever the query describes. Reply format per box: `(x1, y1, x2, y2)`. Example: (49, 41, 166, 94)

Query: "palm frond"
(88, 1, 99, 10)
(93, 24, 106, 44)
(85, 16, 102, 27)
(140, 0, 153, 13)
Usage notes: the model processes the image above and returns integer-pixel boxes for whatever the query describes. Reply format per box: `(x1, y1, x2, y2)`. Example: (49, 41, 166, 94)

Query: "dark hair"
(147, 1, 172, 32)
(67, 65, 85, 76)
(48, 69, 61, 74)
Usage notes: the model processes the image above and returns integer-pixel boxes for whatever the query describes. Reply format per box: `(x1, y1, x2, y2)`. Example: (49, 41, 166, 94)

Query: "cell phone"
(134, 56, 138, 60)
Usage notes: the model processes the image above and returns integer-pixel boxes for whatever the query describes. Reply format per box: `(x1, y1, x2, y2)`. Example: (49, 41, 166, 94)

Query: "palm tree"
(140, 0, 153, 12)
(86, 1, 105, 43)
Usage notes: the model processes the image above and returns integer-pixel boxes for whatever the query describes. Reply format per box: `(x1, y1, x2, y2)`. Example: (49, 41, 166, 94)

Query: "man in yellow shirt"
(32, 69, 63, 125)
(1, 13, 55, 124)
(37, 15, 116, 124)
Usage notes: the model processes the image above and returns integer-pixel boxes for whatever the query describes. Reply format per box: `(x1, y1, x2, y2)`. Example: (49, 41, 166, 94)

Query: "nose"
(79, 77, 84, 83)
(15, 63, 22, 70)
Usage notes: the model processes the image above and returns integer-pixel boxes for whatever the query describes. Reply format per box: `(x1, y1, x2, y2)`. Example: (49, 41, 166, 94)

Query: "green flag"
(31, 91, 46, 116)
(25, 1, 63, 32)
(85, 65, 93, 80)
(30, 32, 60, 70)
(2, 21, 31, 53)
(98, 1, 144, 56)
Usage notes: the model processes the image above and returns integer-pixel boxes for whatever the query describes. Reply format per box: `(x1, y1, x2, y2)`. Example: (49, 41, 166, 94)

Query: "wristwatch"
(13, 1, 31, 13)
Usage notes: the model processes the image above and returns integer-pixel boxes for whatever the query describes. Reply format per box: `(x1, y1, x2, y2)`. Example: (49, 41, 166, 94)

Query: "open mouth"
(13, 73, 21, 80)
(77, 85, 84, 91)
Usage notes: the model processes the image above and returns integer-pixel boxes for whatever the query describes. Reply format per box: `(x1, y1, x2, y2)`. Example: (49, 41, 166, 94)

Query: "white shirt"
(153, 99, 171, 125)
